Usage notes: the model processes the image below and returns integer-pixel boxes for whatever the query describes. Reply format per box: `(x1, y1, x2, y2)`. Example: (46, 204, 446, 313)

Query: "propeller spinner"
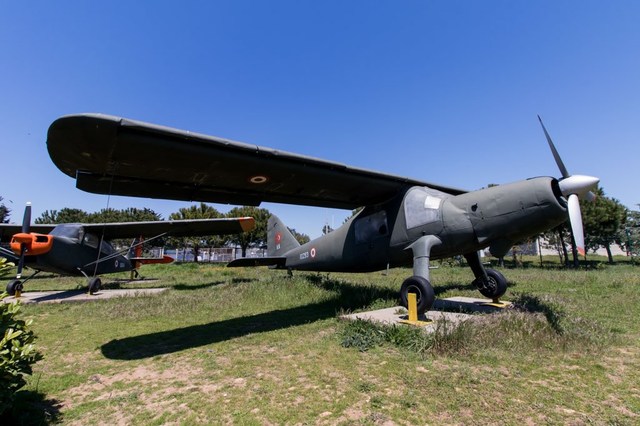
(538, 116, 599, 256)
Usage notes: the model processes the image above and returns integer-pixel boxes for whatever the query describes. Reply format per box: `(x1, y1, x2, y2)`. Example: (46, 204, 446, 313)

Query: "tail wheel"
(6, 279, 23, 296)
(400, 276, 435, 314)
(474, 269, 508, 299)
(88, 277, 102, 295)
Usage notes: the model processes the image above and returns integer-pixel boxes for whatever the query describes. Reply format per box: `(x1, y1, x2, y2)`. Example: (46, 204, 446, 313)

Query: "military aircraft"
(0, 202, 255, 296)
(45, 113, 599, 313)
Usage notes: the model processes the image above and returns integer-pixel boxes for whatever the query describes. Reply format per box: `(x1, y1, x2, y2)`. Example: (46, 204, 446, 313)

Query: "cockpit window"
(49, 224, 83, 241)
(404, 187, 449, 229)
(100, 240, 115, 255)
(354, 210, 388, 244)
(82, 232, 100, 249)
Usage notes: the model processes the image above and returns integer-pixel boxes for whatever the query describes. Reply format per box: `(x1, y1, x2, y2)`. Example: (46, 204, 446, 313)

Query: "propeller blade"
(17, 202, 32, 279)
(567, 194, 585, 257)
(538, 115, 570, 178)
(22, 202, 31, 234)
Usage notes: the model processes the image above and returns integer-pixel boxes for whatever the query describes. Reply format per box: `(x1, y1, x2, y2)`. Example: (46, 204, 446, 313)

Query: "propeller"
(538, 116, 599, 256)
(15, 202, 31, 279)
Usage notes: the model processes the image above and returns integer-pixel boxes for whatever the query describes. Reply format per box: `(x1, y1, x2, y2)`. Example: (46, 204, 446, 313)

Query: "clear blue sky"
(1, 1, 638, 238)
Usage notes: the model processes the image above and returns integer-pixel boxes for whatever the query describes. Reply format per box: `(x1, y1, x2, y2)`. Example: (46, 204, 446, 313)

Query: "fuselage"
(21, 224, 132, 276)
(275, 176, 568, 272)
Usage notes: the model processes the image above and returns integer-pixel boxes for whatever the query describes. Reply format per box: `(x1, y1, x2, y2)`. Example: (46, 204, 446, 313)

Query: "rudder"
(267, 215, 300, 257)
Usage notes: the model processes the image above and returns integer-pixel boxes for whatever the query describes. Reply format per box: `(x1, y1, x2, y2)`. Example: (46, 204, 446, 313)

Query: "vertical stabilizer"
(267, 215, 300, 256)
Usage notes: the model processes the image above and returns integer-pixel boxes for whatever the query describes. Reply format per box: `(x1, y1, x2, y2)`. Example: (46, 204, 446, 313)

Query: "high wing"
(0, 224, 56, 242)
(47, 114, 467, 210)
(79, 217, 255, 239)
(0, 218, 253, 242)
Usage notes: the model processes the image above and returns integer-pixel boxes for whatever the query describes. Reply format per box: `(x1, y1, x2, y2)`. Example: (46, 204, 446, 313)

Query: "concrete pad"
(434, 296, 512, 313)
(341, 296, 511, 332)
(2, 288, 169, 304)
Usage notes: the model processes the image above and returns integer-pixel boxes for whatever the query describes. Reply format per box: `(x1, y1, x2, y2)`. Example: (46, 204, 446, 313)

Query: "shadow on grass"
(0, 390, 62, 425)
(101, 276, 397, 360)
(511, 293, 565, 333)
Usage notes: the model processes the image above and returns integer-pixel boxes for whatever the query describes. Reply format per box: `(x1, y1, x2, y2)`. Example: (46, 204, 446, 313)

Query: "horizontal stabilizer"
(131, 255, 174, 265)
(227, 257, 287, 268)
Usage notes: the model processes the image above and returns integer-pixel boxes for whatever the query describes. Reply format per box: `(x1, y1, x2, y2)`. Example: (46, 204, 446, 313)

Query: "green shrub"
(0, 293, 42, 415)
(0, 257, 14, 277)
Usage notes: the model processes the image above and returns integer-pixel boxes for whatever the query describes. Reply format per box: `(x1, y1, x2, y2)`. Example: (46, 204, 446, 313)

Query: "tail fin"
(267, 215, 300, 257)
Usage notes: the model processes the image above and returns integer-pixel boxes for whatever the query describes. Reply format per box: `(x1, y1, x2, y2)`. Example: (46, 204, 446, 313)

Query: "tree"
(322, 224, 333, 235)
(289, 228, 310, 245)
(541, 225, 572, 266)
(0, 197, 10, 223)
(622, 208, 640, 260)
(343, 207, 363, 224)
(90, 207, 162, 223)
(35, 208, 89, 224)
(226, 206, 271, 257)
(169, 203, 223, 262)
(581, 187, 627, 263)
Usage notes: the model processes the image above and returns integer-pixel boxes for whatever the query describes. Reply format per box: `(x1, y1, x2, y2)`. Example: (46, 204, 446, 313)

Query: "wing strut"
(92, 168, 118, 278)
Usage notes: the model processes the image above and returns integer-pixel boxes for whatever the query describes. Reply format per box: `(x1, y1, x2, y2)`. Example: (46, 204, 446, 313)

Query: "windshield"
(49, 224, 84, 241)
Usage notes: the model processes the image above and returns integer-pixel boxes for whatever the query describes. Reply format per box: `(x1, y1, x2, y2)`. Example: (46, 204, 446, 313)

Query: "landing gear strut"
(400, 235, 442, 314)
(464, 252, 508, 302)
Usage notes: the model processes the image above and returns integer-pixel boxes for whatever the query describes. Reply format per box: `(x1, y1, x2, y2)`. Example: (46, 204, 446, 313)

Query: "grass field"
(3, 257, 640, 425)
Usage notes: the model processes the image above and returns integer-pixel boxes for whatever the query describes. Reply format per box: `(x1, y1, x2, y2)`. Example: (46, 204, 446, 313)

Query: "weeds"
(339, 295, 613, 358)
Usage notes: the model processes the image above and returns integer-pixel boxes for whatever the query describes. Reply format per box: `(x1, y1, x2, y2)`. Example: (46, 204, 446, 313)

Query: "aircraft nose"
(10, 233, 54, 256)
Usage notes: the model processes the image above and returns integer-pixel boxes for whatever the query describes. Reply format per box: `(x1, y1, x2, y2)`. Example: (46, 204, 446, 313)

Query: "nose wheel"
(6, 279, 23, 296)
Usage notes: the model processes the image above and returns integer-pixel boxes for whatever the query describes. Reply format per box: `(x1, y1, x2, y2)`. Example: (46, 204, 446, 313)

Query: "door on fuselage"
(352, 210, 390, 270)
(80, 232, 128, 275)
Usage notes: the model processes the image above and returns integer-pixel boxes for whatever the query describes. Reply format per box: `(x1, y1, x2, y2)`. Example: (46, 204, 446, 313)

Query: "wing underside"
(0, 218, 253, 242)
(79, 217, 255, 239)
(0, 224, 56, 243)
(47, 114, 466, 209)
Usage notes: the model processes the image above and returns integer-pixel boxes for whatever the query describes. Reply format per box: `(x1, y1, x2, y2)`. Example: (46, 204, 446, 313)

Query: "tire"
(88, 277, 102, 295)
(475, 269, 508, 299)
(6, 279, 22, 296)
(400, 276, 435, 314)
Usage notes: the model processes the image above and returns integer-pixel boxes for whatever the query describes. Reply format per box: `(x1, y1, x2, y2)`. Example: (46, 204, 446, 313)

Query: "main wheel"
(474, 269, 507, 299)
(400, 276, 435, 314)
(6, 279, 22, 296)
(88, 277, 102, 295)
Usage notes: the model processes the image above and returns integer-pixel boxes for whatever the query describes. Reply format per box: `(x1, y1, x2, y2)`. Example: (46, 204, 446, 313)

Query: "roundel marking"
(249, 175, 268, 184)
(310, 247, 316, 258)
(275, 233, 282, 243)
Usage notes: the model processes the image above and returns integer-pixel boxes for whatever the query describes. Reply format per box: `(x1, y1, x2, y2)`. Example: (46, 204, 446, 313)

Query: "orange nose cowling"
(10, 233, 53, 256)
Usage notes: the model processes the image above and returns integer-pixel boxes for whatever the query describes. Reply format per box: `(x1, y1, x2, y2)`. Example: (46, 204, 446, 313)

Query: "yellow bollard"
(407, 293, 418, 322)
(399, 292, 432, 326)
